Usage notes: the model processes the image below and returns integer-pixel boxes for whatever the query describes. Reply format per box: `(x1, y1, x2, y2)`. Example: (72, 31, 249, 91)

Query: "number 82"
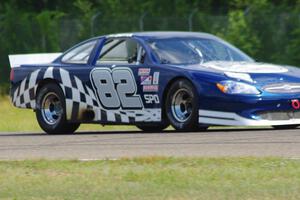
(90, 68, 143, 109)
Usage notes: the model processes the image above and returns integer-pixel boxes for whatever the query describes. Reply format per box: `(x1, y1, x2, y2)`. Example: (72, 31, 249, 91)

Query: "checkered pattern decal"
(100, 109, 161, 123)
(12, 69, 40, 109)
(12, 67, 161, 123)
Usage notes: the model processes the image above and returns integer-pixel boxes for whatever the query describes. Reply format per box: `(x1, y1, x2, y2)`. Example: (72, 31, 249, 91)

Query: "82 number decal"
(91, 68, 143, 109)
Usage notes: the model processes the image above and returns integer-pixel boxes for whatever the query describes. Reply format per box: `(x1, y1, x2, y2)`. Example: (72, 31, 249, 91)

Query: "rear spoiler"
(8, 53, 62, 68)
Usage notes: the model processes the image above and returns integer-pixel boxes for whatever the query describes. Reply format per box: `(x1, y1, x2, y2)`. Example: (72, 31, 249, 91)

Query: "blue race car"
(9, 32, 300, 134)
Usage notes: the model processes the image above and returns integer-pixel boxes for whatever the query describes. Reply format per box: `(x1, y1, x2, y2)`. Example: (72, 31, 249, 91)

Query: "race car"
(9, 31, 300, 134)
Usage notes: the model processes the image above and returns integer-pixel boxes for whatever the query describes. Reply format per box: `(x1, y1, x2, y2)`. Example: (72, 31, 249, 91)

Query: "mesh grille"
(257, 111, 300, 120)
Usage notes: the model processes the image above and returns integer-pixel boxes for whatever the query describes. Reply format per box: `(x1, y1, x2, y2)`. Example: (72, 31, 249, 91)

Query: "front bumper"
(198, 90, 300, 126)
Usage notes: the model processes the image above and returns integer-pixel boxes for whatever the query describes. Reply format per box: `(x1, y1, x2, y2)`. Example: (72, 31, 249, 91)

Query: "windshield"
(147, 38, 253, 65)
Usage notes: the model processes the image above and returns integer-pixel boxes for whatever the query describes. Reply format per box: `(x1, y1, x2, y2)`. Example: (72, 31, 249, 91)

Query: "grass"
(0, 96, 137, 132)
(0, 157, 299, 199)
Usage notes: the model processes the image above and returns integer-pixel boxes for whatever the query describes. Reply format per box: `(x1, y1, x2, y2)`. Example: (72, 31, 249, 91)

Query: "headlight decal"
(216, 80, 261, 95)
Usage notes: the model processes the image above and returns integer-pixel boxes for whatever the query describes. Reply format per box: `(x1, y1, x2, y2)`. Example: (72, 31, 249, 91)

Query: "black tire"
(36, 83, 80, 134)
(197, 126, 209, 131)
(272, 125, 299, 130)
(136, 123, 169, 132)
(165, 79, 200, 131)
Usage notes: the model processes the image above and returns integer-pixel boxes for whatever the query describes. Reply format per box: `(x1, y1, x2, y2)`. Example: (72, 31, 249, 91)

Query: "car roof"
(104, 31, 218, 40)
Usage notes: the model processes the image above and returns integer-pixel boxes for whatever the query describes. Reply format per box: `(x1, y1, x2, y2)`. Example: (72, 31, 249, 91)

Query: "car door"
(56, 38, 104, 121)
(90, 37, 162, 124)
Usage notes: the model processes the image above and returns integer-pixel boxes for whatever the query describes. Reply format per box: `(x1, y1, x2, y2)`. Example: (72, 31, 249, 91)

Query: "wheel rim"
(41, 92, 63, 125)
(171, 88, 193, 123)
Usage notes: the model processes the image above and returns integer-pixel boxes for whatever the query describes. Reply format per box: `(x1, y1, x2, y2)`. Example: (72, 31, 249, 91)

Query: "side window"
(62, 40, 97, 64)
(97, 38, 146, 64)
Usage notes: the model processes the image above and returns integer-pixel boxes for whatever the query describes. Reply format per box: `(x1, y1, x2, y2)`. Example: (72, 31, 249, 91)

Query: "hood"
(194, 61, 300, 90)
(200, 61, 288, 74)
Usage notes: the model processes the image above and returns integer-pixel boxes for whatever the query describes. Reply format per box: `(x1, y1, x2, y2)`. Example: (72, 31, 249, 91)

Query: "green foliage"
(286, 28, 300, 65)
(1, 0, 300, 90)
(229, 0, 269, 9)
(0, 84, 9, 96)
(36, 11, 65, 52)
(220, 10, 261, 58)
(73, 0, 95, 39)
(0, 3, 64, 86)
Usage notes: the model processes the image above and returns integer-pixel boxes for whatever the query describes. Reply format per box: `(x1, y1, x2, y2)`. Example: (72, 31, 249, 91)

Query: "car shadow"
(0, 127, 290, 137)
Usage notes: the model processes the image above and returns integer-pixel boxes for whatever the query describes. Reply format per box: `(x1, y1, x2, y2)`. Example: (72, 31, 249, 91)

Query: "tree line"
(1, 0, 300, 89)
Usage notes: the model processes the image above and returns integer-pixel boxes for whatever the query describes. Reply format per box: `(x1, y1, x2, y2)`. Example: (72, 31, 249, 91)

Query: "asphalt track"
(0, 128, 300, 160)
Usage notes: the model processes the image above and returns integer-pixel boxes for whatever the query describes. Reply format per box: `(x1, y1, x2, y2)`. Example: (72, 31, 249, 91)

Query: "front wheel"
(36, 83, 80, 134)
(165, 79, 200, 131)
(136, 122, 169, 132)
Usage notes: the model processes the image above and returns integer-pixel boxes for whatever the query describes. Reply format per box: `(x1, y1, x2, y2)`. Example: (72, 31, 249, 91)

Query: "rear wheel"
(272, 125, 299, 129)
(165, 79, 204, 131)
(36, 83, 80, 134)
